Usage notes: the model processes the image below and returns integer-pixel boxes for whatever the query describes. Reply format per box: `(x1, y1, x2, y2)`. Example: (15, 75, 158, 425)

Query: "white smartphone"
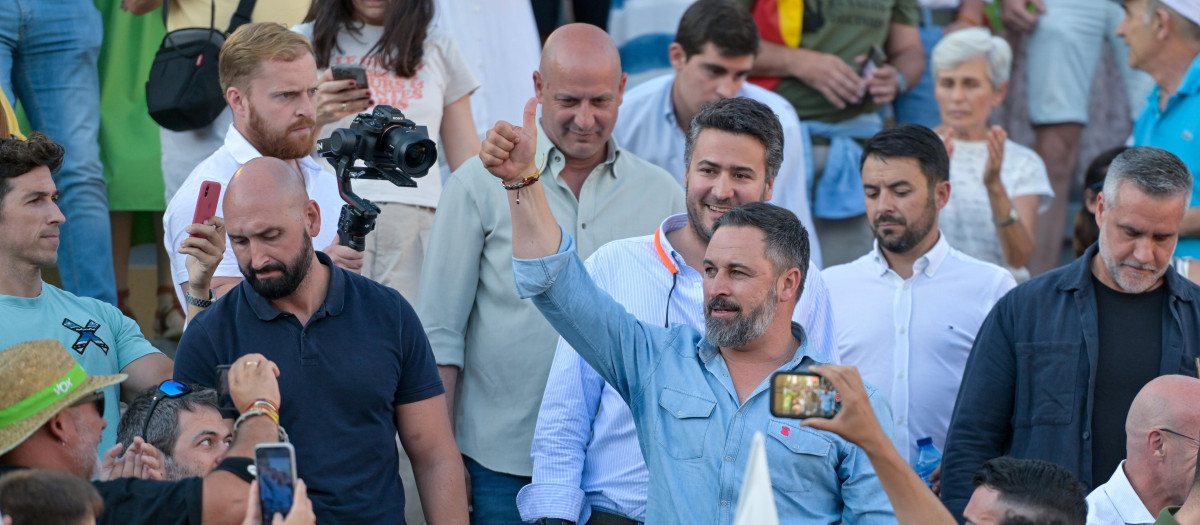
(254, 442, 297, 524)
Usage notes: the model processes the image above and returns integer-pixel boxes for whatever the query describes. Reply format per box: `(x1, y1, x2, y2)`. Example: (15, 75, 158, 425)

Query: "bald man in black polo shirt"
(174, 157, 468, 524)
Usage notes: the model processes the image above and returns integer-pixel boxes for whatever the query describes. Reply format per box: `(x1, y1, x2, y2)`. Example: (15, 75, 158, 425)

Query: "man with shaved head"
(1087, 375, 1200, 525)
(174, 157, 468, 524)
(419, 23, 684, 523)
(163, 23, 363, 322)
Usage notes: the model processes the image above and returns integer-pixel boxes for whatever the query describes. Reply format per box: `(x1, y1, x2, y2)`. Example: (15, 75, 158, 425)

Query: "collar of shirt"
(534, 119, 620, 181)
(657, 213, 690, 268)
(221, 124, 326, 185)
(659, 78, 679, 129)
(1144, 53, 1200, 113)
(869, 231, 951, 279)
(1094, 460, 1157, 524)
(244, 251, 347, 321)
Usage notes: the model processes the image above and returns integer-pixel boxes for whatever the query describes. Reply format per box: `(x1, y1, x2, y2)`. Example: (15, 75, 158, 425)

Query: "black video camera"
(316, 106, 438, 252)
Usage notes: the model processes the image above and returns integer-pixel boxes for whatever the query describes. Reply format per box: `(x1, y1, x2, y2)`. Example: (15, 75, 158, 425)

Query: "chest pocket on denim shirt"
(765, 419, 830, 494)
(654, 387, 717, 460)
(1014, 342, 1080, 427)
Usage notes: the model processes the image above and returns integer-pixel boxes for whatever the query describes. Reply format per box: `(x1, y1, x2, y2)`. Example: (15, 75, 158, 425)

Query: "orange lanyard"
(654, 227, 680, 328)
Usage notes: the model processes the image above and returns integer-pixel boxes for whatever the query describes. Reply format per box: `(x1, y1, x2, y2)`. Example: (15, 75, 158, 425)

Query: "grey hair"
(1102, 146, 1193, 206)
(684, 97, 785, 181)
(116, 385, 220, 463)
(931, 27, 1012, 89)
(712, 202, 810, 297)
(1146, 0, 1200, 42)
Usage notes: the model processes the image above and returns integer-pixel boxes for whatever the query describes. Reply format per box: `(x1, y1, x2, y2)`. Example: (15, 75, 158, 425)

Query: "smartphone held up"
(255, 442, 297, 525)
(769, 371, 841, 419)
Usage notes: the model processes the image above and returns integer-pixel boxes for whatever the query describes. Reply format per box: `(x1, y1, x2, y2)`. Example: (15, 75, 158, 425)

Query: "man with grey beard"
(940, 147, 1200, 520)
(481, 98, 897, 522)
(824, 124, 1015, 474)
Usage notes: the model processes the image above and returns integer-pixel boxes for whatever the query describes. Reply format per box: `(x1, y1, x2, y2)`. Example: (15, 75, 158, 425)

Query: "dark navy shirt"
(174, 251, 444, 524)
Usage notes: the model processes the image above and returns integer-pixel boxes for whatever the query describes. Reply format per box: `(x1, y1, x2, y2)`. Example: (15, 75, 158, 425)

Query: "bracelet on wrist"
(956, 12, 982, 26)
(503, 168, 542, 205)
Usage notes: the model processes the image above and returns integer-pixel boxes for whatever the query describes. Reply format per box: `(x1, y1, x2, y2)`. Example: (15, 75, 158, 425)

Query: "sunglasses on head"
(140, 380, 192, 440)
(70, 391, 105, 418)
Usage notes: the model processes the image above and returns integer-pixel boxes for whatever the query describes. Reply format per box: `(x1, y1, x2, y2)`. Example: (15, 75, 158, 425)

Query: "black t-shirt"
(0, 464, 203, 525)
(1092, 276, 1165, 482)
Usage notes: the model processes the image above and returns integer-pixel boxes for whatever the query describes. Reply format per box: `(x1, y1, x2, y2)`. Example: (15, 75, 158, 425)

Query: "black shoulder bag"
(145, 0, 257, 131)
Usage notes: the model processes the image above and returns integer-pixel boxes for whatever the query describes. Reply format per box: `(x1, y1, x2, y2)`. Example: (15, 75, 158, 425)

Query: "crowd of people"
(2, 0, 1200, 524)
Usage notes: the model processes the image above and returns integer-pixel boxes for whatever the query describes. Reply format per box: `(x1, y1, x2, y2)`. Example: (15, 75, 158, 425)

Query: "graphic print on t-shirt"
(332, 55, 425, 112)
(61, 318, 110, 355)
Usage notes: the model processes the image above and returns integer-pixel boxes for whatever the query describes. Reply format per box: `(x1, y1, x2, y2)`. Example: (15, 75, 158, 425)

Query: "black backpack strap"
(227, 0, 258, 34)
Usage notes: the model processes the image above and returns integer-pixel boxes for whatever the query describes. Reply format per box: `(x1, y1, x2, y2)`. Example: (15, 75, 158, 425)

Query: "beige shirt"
(417, 122, 685, 476)
(166, 0, 308, 32)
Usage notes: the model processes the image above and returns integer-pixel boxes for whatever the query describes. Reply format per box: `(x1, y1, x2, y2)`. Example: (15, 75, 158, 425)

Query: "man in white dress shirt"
(163, 23, 363, 315)
(824, 124, 1015, 466)
(1086, 375, 1200, 525)
(612, 0, 821, 267)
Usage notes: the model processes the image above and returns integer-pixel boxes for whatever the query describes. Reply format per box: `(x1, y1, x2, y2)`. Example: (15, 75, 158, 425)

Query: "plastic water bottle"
(915, 437, 942, 488)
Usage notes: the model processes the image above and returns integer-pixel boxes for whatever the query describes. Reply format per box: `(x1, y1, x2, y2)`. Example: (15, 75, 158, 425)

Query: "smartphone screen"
(769, 372, 841, 419)
(255, 443, 296, 524)
(215, 365, 237, 419)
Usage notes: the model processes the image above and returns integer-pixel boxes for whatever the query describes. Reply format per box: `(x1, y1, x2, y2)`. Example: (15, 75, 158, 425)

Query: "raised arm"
(479, 97, 562, 258)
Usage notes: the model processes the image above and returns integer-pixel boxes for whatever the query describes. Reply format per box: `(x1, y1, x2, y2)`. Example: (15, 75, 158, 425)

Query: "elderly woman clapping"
(933, 28, 1053, 281)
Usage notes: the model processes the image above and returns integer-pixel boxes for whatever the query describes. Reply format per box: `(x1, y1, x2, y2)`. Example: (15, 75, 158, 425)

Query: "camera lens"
(404, 143, 429, 167)
(381, 126, 437, 176)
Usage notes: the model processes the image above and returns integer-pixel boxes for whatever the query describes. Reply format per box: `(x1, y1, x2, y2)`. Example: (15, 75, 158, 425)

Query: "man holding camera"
(174, 156, 468, 524)
(163, 23, 362, 318)
(483, 92, 895, 522)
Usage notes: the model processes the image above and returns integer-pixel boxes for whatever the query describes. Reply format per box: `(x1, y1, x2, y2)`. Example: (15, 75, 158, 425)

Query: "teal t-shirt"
(0, 283, 161, 453)
(1133, 53, 1200, 258)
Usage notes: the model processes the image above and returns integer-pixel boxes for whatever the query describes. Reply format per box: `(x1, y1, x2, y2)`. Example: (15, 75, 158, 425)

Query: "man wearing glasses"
(0, 133, 172, 453)
(115, 382, 233, 480)
(1086, 375, 1200, 525)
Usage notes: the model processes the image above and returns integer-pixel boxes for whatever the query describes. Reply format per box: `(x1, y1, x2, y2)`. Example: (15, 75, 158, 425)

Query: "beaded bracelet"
(503, 169, 541, 204)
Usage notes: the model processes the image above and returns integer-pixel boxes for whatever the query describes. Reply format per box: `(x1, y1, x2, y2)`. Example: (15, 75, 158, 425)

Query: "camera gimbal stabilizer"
(316, 105, 438, 252)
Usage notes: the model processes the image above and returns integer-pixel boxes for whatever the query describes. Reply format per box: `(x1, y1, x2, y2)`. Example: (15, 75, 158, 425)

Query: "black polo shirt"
(0, 464, 202, 525)
(174, 251, 444, 524)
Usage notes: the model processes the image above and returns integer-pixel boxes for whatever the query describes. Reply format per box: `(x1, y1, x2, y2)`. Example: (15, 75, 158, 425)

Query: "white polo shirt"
(1086, 461, 1156, 525)
(163, 124, 344, 312)
(823, 233, 1015, 463)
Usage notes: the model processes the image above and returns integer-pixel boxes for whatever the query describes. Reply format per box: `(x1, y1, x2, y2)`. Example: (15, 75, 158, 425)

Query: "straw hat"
(0, 340, 126, 456)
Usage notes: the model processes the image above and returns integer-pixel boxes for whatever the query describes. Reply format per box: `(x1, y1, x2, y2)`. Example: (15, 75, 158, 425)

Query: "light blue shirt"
(613, 74, 823, 268)
(513, 229, 897, 524)
(516, 214, 840, 523)
(1133, 53, 1200, 257)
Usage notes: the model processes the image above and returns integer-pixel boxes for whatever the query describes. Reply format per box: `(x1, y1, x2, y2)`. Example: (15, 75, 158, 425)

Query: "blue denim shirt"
(514, 230, 897, 524)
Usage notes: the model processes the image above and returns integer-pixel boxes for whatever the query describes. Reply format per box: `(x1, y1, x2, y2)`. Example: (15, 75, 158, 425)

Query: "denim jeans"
(466, 455, 531, 525)
(892, 22, 945, 129)
(0, 0, 116, 305)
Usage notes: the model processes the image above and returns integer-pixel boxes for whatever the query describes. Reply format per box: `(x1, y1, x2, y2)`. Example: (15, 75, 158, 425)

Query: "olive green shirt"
(417, 122, 685, 476)
(1155, 506, 1182, 525)
(738, 0, 921, 123)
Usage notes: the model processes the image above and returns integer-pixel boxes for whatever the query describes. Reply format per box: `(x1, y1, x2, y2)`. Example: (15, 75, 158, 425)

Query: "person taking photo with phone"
(163, 23, 365, 322)
(293, 0, 480, 308)
(484, 95, 896, 523)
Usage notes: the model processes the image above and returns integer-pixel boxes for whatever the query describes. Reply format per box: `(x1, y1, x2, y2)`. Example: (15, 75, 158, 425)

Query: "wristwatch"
(994, 206, 1020, 228)
(185, 288, 216, 308)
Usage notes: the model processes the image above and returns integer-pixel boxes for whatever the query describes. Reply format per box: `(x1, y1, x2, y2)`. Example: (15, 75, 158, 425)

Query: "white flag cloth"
(733, 432, 780, 525)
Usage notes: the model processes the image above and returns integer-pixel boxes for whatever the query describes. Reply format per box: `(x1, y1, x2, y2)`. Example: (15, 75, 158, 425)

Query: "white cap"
(1160, 0, 1200, 28)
